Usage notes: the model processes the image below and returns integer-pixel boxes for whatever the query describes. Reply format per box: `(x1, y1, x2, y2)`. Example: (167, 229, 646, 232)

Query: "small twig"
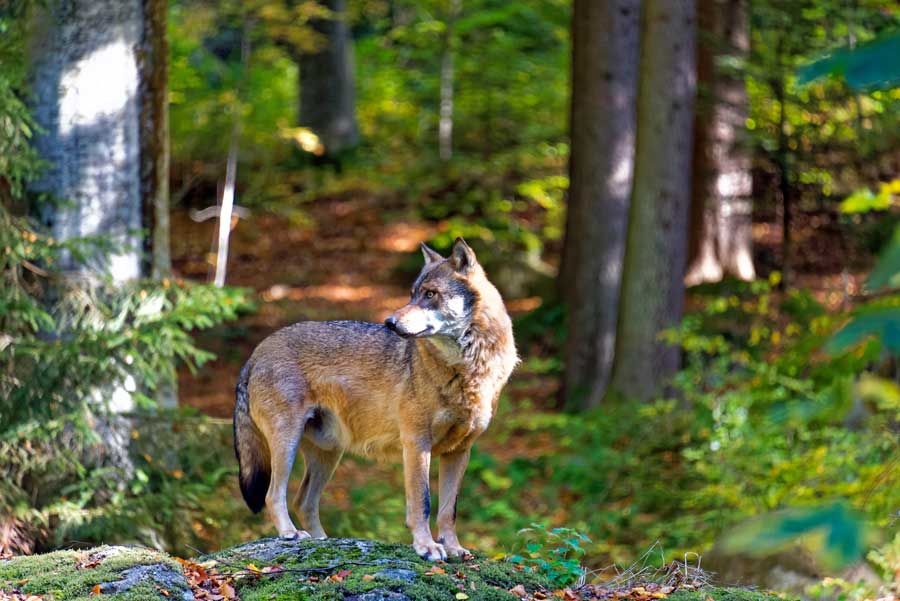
(22, 260, 49, 277)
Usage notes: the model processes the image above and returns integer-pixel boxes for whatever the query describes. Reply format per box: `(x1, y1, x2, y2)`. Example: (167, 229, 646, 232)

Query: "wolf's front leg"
(437, 448, 471, 557)
(402, 442, 446, 561)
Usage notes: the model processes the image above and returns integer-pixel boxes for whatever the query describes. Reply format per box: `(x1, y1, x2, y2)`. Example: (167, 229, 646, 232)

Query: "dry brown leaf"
(90, 584, 101, 596)
(509, 584, 528, 597)
(362, 574, 375, 582)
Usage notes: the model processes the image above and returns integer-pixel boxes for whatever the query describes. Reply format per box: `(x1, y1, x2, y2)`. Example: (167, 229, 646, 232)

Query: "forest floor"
(169, 190, 874, 555)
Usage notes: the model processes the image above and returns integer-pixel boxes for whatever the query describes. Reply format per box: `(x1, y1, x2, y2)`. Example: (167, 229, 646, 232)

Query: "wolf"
(233, 238, 518, 560)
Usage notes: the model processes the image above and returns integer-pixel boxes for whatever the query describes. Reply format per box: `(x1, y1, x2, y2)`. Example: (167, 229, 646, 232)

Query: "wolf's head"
(384, 238, 485, 340)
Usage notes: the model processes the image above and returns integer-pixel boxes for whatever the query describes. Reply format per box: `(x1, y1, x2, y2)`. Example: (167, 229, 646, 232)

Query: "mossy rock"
(207, 537, 548, 601)
(0, 537, 789, 601)
(0, 545, 190, 600)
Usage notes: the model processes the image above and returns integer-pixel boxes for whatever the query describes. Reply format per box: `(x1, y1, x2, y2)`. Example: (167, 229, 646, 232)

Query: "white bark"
(438, 0, 461, 162)
(29, 0, 144, 283)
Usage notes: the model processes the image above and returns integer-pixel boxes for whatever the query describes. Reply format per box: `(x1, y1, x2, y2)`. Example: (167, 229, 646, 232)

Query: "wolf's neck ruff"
(455, 287, 518, 413)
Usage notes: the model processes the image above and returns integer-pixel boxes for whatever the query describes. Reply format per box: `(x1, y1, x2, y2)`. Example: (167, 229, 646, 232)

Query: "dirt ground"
(173, 194, 871, 418)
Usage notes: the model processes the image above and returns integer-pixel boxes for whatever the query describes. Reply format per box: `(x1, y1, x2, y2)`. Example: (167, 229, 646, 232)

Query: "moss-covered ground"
(0, 545, 187, 600)
(0, 538, 791, 601)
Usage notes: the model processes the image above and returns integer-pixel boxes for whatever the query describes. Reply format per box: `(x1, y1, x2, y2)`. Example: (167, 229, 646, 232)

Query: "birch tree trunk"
(299, 0, 360, 155)
(438, 0, 461, 162)
(685, 0, 754, 286)
(559, 0, 640, 410)
(609, 0, 697, 401)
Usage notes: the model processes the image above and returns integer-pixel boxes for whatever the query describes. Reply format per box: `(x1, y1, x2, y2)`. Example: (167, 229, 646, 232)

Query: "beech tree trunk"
(559, 0, 640, 410)
(29, 0, 172, 409)
(29, 0, 146, 283)
(299, 0, 360, 155)
(609, 0, 697, 401)
(685, 0, 754, 286)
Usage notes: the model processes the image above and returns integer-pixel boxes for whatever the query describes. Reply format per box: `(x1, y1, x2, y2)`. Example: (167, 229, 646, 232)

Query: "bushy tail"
(234, 360, 270, 514)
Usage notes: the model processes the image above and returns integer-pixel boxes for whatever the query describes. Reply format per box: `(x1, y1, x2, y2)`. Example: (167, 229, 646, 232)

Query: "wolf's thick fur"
(233, 238, 517, 560)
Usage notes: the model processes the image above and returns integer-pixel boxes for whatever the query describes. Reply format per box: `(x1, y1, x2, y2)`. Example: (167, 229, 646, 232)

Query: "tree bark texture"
(560, 0, 640, 410)
(685, 0, 754, 286)
(610, 0, 697, 401)
(29, 0, 146, 282)
(138, 0, 171, 279)
(299, 0, 360, 155)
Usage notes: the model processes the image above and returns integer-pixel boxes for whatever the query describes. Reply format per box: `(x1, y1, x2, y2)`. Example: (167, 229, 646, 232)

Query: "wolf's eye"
(425, 290, 436, 299)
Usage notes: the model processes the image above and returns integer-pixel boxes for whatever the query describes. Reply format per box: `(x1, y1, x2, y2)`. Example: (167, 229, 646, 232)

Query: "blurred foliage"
(798, 30, 900, 91)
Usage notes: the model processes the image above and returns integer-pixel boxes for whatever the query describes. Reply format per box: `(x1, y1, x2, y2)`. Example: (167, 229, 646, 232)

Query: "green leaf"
(798, 31, 900, 91)
(723, 503, 865, 568)
(827, 308, 900, 354)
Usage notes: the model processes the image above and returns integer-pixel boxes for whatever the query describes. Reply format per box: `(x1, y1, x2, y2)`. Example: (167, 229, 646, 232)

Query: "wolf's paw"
(279, 529, 311, 540)
(413, 540, 447, 561)
(444, 543, 471, 559)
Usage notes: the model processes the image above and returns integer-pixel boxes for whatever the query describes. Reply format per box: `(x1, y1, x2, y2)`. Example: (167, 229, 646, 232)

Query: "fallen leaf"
(509, 584, 528, 597)
(534, 592, 548, 600)
(456, 594, 469, 600)
(362, 574, 375, 582)
(91, 584, 101, 595)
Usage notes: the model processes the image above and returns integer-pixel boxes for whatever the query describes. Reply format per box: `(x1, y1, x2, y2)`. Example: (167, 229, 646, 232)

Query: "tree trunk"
(28, 0, 172, 411)
(299, 0, 360, 155)
(438, 0, 461, 162)
(773, 35, 791, 287)
(609, 0, 697, 401)
(29, 0, 146, 283)
(559, 0, 640, 410)
(138, 0, 171, 280)
(685, 0, 754, 286)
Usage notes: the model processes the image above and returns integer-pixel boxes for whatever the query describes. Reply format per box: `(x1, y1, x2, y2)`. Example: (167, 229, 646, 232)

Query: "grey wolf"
(233, 238, 517, 560)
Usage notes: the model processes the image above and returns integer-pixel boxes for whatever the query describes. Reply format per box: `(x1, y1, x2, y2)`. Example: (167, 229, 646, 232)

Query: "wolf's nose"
(384, 316, 398, 331)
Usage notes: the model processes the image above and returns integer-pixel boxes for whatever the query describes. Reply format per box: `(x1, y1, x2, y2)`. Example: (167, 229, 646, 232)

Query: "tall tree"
(299, 0, 360, 155)
(559, 0, 640, 410)
(28, 0, 172, 406)
(438, 0, 461, 162)
(609, 0, 697, 401)
(139, 0, 171, 279)
(685, 0, 755, 286)
(29, 0, 146, 282)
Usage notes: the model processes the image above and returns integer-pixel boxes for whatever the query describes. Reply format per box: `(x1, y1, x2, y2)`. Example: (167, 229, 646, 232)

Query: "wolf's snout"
(384, 315, 398, 331)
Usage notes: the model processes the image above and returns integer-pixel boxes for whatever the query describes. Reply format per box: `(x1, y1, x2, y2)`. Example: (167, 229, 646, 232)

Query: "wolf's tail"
(234, 360, 270, 513)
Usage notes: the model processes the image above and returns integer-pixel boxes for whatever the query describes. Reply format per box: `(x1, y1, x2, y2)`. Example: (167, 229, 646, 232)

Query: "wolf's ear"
(451, 237, 477, 273)
(421, 242, 444, 265)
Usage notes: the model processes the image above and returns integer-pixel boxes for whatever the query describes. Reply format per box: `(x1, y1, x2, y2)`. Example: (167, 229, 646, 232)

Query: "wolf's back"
(233, 359, 270, 513)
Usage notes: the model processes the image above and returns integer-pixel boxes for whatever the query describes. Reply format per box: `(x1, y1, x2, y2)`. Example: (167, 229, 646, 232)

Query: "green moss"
(207, 538, 546, 601)
(0, 546, 185, 600)
(669, 587, 791, 601)
(0, 539, 789, 601)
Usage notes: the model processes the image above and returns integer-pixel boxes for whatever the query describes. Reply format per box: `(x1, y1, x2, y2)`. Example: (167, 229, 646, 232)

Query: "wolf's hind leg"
(261, 415, 309, 540)
(294, 441, 342, 538)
